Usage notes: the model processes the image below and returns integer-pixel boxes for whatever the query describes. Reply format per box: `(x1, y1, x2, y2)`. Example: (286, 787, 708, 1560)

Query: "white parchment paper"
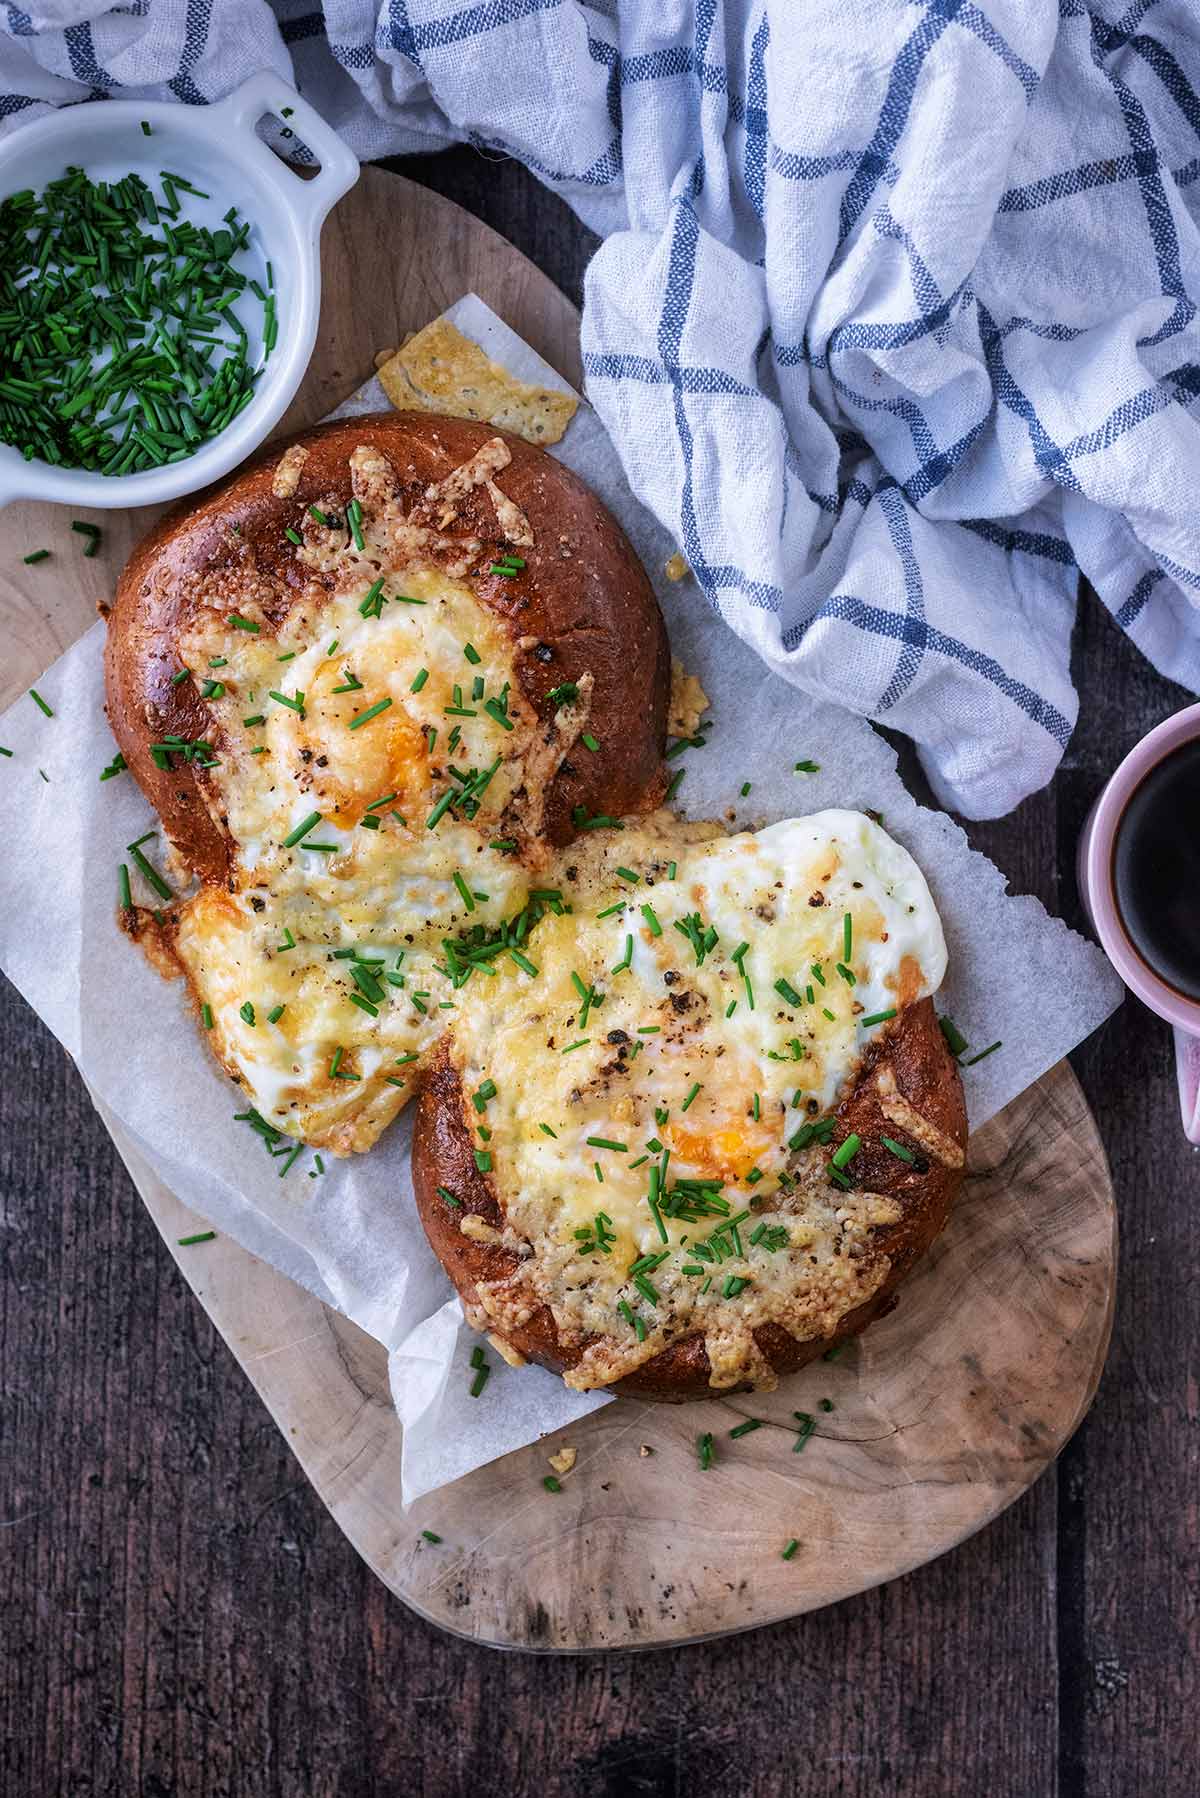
(0, 296, 1123, 1503)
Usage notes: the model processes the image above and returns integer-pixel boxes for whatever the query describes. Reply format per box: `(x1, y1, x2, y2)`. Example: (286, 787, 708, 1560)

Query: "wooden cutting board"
(0, 167, 1116, 1651)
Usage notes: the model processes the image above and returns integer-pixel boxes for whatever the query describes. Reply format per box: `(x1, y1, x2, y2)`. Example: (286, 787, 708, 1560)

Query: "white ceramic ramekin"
(0, 72, 358, 510)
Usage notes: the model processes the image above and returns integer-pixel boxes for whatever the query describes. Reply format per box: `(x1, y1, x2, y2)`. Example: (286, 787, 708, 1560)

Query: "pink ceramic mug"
(1077, 701, 1200, 1143)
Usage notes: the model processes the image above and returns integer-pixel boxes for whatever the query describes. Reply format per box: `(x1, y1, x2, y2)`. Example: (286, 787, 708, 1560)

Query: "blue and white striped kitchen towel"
(5, 2, 1200, 817)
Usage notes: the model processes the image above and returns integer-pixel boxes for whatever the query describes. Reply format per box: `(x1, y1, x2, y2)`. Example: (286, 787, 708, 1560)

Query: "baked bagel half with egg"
(412, 812, 967, 1398)
(104, 413, 670, 1153)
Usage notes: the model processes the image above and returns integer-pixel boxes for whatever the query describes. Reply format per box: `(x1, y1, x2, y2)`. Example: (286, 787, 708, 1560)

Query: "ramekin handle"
(210, 72, 359, 230)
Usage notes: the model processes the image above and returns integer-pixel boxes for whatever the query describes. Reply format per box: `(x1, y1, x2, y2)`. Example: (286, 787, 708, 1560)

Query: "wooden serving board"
(0, 167, 1117, 1651)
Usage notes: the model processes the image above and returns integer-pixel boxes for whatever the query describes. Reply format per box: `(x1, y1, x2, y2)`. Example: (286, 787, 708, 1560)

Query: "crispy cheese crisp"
(376, 318, 578, 445)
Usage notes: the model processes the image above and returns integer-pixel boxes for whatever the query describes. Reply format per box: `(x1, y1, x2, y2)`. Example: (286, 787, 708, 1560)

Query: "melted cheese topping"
(163, 445, 564, 1151)
(444, 811, 947, 1390)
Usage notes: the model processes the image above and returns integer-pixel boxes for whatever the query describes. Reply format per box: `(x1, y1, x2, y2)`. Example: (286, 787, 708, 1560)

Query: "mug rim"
(1082, 700, 1200, 1032)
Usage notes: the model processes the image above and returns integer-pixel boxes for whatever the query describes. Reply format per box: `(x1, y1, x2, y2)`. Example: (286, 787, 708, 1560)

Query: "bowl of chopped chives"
(0, 71, 358, 510)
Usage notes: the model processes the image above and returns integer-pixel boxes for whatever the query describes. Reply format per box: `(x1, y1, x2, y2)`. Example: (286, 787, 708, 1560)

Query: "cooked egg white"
(444, 810, 948, 1390)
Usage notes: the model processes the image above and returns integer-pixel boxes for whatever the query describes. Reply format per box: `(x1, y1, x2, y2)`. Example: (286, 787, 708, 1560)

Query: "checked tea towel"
(5, 1, 1200, 817)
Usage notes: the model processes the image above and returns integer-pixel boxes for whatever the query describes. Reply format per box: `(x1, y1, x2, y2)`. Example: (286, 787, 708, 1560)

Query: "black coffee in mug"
(1112, 738, 1200, 1002)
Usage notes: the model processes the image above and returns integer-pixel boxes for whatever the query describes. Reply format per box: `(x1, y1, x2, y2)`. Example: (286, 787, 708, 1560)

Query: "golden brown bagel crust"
(411, 996, 967, 1400)
(104, 412, 670, 882)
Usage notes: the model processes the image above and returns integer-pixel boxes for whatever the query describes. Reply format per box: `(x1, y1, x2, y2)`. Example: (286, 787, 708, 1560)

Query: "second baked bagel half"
(103, 413, 670, 1152)
(411, 811, 967, 1399)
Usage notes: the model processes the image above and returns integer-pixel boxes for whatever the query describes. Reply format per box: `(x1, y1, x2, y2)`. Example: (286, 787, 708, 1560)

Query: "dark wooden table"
(2, 151, 1196, 1798)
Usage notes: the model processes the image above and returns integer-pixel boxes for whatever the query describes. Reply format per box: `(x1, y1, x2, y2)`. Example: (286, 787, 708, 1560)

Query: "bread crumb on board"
(376, 318, 578, 445)
(669, 658, 710, 737)
(547, 1444, 577, 1476)
(664, 551, 690, 582)
(639, 1444, 654, 1457)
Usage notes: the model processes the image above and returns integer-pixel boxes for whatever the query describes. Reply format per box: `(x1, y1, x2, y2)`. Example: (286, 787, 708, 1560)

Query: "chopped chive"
(740, 781, 751, 796)
(463, 642, 481, 664)
(118, 862, 132, 910)
(539, 1123, 558, 1138)
(581, 732, 600, 752)
(681, 1082, 701, 1112)
(860, 1009, 897, 1028)
(881, 1135, 915, 1163)
(281, 810, 321, 848)
(640, 904, 662, 936)
(347, 697, 393, 730)
(586, 1137, 627, 1153)
(28, 688, 53, 717)
(177, 1231, 216, 1246)
(420, 1530, 442, 1544)
(23, 550, 50, 565)
(200, 1003, 213, 1030)
(284, 526, 302, 546)
(793, 1413, 816, 1452)
(939, 1015, 969, 1057)
(228, 613, 260, 632)
(128, 842, 172, 901)
(964, 1040, 1002, 1065)
(781, 1539, 800, 1561)
(774, 977, 803, 1007)
(562, 1039, 590, 1054)
(141, 121, 152, 136)
(794, 759, 820, 773)
(729, 1418, 762, 1439)
(830, 1133, 861, 1170)
(543, 1475, 562, 1493)
(697, 1433, 715, 1471)
(170, 668, 191, 686)
(410, 667, 429, 693)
